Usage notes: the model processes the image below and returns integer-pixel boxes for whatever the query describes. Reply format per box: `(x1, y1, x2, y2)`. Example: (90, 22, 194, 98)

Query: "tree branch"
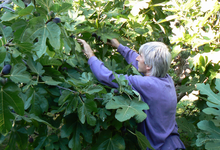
(177, 92, 187, 103)
(0, 0, 14, 12)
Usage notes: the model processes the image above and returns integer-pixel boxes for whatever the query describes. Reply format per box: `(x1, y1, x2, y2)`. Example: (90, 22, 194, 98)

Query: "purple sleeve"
(88, 56, 119, 88)
(88, 56, 138, 90)
(117, 44, 139, 70)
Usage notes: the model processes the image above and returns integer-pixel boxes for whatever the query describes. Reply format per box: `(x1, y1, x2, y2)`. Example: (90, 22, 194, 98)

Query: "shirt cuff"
(117, 44, 124, 52)
(88, 56, 99, 65)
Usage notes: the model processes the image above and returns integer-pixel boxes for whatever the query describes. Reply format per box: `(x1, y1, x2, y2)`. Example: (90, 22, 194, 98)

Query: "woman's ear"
(146, 65, 151, 71)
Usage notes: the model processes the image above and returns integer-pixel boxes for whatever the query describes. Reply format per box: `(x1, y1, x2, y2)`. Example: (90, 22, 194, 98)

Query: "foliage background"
(0, 0, 220, 149)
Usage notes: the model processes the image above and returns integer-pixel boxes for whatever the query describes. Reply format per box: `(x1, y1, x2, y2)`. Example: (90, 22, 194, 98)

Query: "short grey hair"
(139, 42, 172, 78)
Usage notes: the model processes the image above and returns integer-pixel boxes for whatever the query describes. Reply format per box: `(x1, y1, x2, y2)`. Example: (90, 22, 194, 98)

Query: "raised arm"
(77, 39, 138, 89)
(107, 39, 139, 70)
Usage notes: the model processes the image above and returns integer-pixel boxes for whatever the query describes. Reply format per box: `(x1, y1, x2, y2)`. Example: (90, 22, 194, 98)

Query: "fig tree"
(2, 64, 11, 75)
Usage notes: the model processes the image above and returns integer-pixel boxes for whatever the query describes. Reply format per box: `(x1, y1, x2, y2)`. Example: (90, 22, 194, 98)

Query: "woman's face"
(136, 53, 150, 75)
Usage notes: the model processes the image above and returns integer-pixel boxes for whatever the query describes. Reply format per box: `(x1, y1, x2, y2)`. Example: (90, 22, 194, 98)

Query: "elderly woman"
(77, 38, 185, 150)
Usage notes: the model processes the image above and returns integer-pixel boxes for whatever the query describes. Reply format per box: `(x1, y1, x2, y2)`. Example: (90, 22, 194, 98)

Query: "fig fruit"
(2, 64, 11, 75)
(92, 33, 97, 38)
(29, 137, 34, 143)
(52, 18, 61, 24)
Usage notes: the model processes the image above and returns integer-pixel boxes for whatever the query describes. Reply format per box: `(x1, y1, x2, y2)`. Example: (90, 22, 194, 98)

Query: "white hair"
(139, 42, 172, 77)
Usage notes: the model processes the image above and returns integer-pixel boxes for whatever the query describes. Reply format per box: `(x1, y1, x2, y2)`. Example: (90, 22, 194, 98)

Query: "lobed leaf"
(106, 96, 149, 123)
(135, 130, 154, 150)
(77, 99, 97, 126)
(96, 134, 125, 150)
(0, 82, 24, 134)
(41, 76, 62, 85)
(196, 120, 220, 149)
(0, 47, 6, 64)
(10, 63, 31, 83)
(196, 82, 220, 105)
(27, 57, 45, 75)
(23, 20, 61, 59)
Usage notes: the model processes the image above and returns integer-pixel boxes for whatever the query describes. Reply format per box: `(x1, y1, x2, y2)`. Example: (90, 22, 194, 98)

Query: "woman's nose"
(136, 55, 140, 61)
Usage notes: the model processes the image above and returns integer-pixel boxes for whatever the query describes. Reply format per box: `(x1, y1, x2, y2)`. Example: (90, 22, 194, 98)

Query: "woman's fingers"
(77, 38, 94, 58)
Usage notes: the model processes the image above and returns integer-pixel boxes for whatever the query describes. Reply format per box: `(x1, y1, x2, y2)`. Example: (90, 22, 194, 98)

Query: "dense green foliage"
(0, 0, 220, 149)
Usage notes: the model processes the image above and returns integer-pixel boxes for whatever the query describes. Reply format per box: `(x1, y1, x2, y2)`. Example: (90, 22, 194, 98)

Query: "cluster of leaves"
(158, 0, 220, 149)
(0, 0, 172, 149)
(196, 79, 220, 150)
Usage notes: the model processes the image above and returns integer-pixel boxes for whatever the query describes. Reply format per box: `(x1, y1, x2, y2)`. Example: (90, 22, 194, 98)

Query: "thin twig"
(0, 0, 14, 12)
(56, 85, 77, 93)
(79, 94, 84, 103)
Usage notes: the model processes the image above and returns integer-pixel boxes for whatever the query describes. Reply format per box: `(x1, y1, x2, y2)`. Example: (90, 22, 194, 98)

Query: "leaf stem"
(127, 129, 136, 136)
(56, 85, 77, 93)
(2, 75, 10, 77)
(79, 94, 84, 103)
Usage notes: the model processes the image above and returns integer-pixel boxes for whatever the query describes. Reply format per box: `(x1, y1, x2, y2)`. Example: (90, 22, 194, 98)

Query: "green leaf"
(58, 90, 72, 105)
(51, 3, 72, 14)
(27, 57, 45, 75)
(0, 47, 6, 64)
(61, 123, 74, 138)
(96, 134, 125, 150)
(74, 39, 81, 52)
(41, 76, 62, 85)
(198, 120, 220, 135)
(77, 99, 97, 126)
(97, 108, 111, 122)
(104, 58, 118, 72)
(12, 0, 25, 9)
(57, 138, 69, 150)
(80, 72, 93, 83)
(171, 45, 182, 59)
(0, 82, 24, 134)
(106, 96, 149, 123)
(196, 120, 220, 149)
(38, 55, 62, 66)
(36, 0, 53, 12)
(135, 130, 154, 150)
(12, 19, 29, 42)
(94, 119, 108, 133)
(157, 15, 178, 23)
(112, 73, 134, 95)
(68, 123, 81, 150)
(82, 84, 105, 95)
(66, 56, 78, 67)
(62, 119, 92, 150)
(29, 114, 56, 129)
(196, 82, 220, 105)
(23, 21, 61, 58)
(1, 12, 19, 21)
(7, 129, 28, 150)
(34, 134, 59, 150)
(10, 63, 31, 84)
(27, 87, 49, 116)
(0, 23, 13, 42)
(18, 5, 34, 16)
(176, 117, 196, 138)
(203, 107, 220, 117)
(64, 95, 79, 116)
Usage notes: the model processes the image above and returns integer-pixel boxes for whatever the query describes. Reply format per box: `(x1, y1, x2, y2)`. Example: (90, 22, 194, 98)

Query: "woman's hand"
(106, 39, 120, 49)
(77, 39, 95, 59)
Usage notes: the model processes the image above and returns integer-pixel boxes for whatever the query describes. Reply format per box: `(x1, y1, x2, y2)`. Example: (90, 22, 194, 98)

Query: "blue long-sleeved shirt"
(88, 44, 185, 150)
